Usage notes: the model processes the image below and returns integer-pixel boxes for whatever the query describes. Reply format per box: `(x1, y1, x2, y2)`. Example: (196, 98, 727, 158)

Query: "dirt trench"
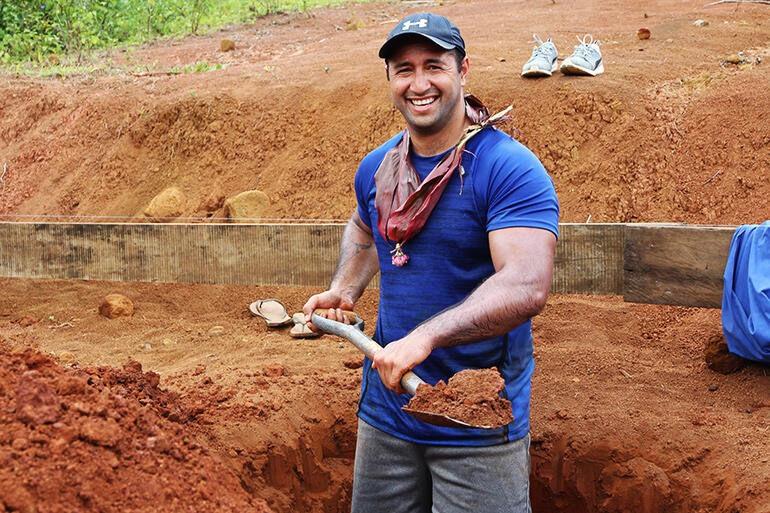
(211, 416, 755, 513)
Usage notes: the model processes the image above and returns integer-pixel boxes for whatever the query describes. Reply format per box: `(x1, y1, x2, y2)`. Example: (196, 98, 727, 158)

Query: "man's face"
(386, 39, 469, 137)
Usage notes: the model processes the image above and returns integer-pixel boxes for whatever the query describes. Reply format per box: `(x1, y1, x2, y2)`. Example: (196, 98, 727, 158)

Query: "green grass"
(0, 0, 380, 71)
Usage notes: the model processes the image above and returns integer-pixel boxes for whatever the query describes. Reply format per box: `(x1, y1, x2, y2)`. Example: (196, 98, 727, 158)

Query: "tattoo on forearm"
(330, 236, 373, 283)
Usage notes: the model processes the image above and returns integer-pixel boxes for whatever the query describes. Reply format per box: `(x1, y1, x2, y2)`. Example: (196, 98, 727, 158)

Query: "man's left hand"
(371, 333, 433, 394)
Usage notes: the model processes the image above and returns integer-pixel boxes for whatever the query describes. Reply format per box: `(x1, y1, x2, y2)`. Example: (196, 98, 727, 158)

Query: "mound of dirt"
(0, 343, 272, 513)
(404, 367, 514, 429)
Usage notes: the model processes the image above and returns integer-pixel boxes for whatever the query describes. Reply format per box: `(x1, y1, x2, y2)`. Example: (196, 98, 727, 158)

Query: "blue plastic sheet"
(721, 221, 770, 363)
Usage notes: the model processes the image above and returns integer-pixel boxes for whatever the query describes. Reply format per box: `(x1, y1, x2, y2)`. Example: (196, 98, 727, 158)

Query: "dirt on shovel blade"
(403, 367, 514, 429)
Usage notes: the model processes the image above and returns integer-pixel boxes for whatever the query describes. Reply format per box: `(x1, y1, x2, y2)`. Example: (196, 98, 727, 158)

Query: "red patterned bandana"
(374, 95, 511, 266)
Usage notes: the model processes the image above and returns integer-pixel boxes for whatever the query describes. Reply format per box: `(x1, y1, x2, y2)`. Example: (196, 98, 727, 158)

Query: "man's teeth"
(411, 98, 436, 106)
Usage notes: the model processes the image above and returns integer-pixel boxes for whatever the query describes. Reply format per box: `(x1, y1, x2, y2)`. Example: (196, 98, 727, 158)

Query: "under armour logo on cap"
(402, 19, 428, 30)
(379, 13, 465, 59)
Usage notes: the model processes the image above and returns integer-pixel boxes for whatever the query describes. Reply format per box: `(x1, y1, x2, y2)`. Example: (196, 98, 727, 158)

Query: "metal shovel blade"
(311, 312, 495, 430)
(401, 407, 493, 430)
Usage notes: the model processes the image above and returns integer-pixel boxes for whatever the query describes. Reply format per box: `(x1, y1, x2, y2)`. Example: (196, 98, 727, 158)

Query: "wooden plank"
(623, 224, 736, 308)
(552, 223, 624, 295)
(0, 223, 359, 288)
(0, 222, 626, 294)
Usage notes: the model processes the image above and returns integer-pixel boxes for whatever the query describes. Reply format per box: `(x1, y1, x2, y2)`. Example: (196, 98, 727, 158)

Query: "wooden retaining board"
(623, 224, 736, 308)
(0, 222, 624, 295)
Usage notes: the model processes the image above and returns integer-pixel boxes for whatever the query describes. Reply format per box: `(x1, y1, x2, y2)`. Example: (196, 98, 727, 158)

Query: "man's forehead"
(387, 37, 455, 63)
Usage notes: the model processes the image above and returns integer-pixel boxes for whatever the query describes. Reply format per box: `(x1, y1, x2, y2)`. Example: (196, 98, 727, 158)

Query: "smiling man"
(304, 13, 559, 513)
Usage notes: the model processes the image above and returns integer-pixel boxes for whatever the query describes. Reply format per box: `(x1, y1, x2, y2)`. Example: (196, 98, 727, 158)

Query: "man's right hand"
(302, 291, 355, 332)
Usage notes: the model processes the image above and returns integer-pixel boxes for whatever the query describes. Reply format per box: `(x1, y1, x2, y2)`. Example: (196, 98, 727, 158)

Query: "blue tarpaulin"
(721, 221, 770, 363)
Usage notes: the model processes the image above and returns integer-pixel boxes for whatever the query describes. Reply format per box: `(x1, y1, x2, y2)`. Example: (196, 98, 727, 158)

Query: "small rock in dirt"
(693, 19, 709, 27)
(79, 418, 122, 447)
(57, 375, 88, 395)
(0, 483, 35, 513)
(343, 358, 363, 369)
(223, 190, 269, 222)
(11, 437, 30, 450)
(99, 293, 134, 319)
(263, 363, 285, 377)
(708, 385, 718, 392)
(345, 16, 366, 31)
(220, 38, 235, 52)
(207, 326, 226, 337)
(198, 193, 225, 212)
(15, 371, 61, 425)
(12, 315, 38, 327)
(162, 338, 177, 346)
(637, 28, 651, 40)
(143, 187, 185, 221)
(704, 333, 746, 374)
(147, 434, 171, 452)
(725, 54, 742, 64)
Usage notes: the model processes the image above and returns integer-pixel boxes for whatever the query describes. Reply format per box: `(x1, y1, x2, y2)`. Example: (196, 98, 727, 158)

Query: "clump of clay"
(404, 367, 514, 429)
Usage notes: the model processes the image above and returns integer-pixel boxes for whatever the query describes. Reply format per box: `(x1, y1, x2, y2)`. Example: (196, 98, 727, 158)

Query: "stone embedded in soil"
(221, 38, 235, 52)
(404, 367, 514, 429)
(263, 363, 285, 377)
(343, 358, 363, 369)
(223, 190, 269, 222)
(99, 293, 134, 319)
(12, 315, 38, 327)
(15, 371, 61, 425)
(143, 186, 185, 221)
(80, 418, 123, 447)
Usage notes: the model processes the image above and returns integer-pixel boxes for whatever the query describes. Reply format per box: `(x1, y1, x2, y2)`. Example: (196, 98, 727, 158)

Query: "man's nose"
(410, 69, 431, 93)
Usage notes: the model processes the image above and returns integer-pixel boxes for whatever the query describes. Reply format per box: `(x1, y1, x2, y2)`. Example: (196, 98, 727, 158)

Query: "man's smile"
(409, 97, 437, 106)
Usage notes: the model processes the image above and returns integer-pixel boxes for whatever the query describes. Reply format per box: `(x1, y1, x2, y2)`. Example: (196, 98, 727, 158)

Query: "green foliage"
(0, 0, 374, 64)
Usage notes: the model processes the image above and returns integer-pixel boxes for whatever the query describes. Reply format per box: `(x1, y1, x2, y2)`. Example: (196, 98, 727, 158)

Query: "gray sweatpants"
(351, 419, 531, 513)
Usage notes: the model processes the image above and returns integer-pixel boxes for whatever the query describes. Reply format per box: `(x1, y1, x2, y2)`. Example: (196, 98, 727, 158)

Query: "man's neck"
(409, 106, 469, 157)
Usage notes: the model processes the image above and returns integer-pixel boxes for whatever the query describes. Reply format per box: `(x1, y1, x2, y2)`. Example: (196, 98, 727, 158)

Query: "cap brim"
(379, 33, 458, 59)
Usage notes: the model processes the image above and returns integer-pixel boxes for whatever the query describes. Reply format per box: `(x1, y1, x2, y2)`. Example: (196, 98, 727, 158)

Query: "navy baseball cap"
(379, 13, 465, 59)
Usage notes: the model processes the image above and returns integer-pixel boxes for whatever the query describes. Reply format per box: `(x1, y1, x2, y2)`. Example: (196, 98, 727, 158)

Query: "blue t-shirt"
(354, 127, 559, 446)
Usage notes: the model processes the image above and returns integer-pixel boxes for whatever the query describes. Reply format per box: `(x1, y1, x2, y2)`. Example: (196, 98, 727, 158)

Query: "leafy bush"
(0, 0, 371, 64)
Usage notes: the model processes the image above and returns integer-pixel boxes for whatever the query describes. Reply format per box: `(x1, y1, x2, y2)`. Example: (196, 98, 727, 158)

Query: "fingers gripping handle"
(311, 313, 425, 396)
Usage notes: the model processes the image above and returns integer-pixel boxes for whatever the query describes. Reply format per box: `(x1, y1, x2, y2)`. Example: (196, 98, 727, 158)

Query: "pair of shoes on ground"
(521, 34, 603, 78)
(249, 299, 364, 339)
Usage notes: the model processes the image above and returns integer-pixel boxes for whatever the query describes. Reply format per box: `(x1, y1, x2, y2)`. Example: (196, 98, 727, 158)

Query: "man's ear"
(385, 63, 390, 81)
(460, 56, 469, 86)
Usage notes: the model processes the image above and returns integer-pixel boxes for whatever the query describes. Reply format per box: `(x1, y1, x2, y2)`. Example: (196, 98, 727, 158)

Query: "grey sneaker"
(521, 35, 558, 78)
(560, 34, 604, 76)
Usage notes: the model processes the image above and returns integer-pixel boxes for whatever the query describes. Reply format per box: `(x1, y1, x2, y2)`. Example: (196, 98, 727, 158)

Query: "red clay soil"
(405, 367, 514, 429)
(1, 0, 770, 512)
(0, 344, 272, 513)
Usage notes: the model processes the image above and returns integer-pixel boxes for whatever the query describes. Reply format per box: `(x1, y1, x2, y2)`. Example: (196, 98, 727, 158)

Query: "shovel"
(311, 311, 493, 430)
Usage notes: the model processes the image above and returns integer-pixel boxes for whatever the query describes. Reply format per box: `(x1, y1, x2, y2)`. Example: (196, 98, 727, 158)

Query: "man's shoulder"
(472, 127, 532, 159)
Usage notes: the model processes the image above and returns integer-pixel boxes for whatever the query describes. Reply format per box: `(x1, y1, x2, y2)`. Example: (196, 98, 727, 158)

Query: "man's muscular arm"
(372, 226, 556, 393)
(303, 210, 379, 325)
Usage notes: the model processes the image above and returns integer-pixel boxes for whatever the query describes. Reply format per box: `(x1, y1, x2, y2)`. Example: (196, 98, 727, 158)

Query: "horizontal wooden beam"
(0, 222, 623, 294)
(623, 224, 735, 308)
(0, 222, 737, 307)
